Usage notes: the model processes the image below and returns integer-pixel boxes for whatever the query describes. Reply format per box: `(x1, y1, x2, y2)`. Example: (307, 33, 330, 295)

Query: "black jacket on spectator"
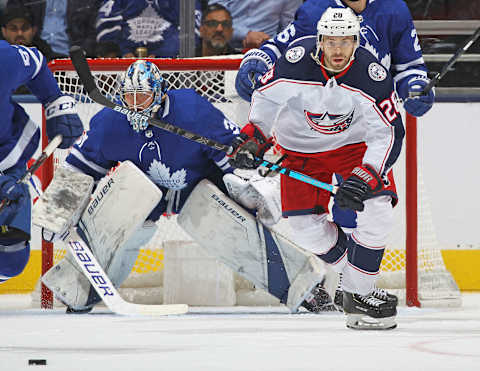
(7, 0, 99, 57)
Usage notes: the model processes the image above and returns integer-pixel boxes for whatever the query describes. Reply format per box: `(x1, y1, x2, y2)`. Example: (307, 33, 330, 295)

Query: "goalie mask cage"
(38, 56, 461, 309)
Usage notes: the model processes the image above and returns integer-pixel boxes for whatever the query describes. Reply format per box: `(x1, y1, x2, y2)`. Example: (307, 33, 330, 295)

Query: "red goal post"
(38, 56, 460, 309)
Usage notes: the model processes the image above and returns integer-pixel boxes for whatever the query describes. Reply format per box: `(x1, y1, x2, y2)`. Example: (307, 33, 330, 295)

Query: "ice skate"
(343, 291, 397, 330)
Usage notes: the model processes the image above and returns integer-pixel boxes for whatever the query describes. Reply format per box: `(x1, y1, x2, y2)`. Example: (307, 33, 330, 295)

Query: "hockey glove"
(45, 95, 84, 149)
(403, 76, 435, 117)
(0, 174, 28, 213)
(228, 123, 273, 169)
(235, 49, 273, 102)
(335, 165, 383, 212)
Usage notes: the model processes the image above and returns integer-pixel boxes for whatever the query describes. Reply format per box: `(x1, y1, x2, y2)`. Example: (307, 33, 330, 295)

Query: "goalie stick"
(69, 46, 338, 195)
(414, 26, 480, 96)
(62, 228, 189, 316)
(0, 134, 63, 213)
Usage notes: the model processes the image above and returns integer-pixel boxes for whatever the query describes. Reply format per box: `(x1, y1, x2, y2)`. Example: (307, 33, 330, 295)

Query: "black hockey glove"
(335, 165, 383, 212)
(228, 123, 273, 169)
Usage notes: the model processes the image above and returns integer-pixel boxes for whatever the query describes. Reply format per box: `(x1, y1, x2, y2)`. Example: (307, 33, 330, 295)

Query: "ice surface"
(0, 293, 479, 371)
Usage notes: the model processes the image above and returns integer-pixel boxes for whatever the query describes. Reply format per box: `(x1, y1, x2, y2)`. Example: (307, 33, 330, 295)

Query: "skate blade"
(346, 314, 397, 330)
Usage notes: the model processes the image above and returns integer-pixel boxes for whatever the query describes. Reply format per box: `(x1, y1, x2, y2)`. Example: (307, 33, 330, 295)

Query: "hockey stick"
(69, 46, 338, 194)
(0, 134, 63, 213)
(63, 228, 188, 316)
(414, 26, 480, 96)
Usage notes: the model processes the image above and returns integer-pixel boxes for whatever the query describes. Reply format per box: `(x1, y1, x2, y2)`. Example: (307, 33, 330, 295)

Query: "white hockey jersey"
(250, 37, 405, 177)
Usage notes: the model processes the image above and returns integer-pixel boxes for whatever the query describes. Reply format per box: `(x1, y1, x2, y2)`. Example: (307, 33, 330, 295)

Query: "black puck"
(28, 359, 47, 366)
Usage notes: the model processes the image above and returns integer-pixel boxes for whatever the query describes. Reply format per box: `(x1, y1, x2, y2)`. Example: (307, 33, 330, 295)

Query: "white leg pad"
(42, 161, 163, 310)
(177, 179, 326, 312)
(32, 167, 94, 234)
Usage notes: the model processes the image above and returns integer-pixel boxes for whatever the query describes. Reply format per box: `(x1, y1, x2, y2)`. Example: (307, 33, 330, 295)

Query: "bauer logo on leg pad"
(69, 240, 114, 297)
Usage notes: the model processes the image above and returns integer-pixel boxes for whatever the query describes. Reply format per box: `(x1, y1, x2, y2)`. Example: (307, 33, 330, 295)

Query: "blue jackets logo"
(304, 109, 354, 134)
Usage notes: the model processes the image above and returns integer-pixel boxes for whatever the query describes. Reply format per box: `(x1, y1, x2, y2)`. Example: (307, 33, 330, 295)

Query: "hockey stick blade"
(414, 26, 480, 97)
(69, 46, 338, 194)
(64, 229, 189, 316)
(0, 134, 63, 213)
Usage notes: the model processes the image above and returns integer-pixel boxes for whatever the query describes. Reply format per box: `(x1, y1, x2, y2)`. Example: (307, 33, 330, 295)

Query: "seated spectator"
(197, 3, 238, 56)
(208, 0, 303, 50)
(1, 4, 61, 61)
(96, 0, 202, 58)
(7, 0, 98, 57)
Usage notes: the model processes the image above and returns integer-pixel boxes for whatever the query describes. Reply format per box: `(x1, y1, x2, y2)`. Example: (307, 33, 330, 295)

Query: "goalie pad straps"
(178, 179, 326, 312)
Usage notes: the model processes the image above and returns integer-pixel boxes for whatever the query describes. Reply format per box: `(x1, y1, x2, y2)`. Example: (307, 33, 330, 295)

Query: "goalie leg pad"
(32, 166, 94, 235)
(42, 161, 163, 310)
(177, 179, 326, 312)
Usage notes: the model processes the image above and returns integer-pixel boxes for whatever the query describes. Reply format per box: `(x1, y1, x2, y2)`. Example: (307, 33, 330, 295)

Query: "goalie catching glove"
(335, 165, 383, 212)
(228, 123, 273, 169)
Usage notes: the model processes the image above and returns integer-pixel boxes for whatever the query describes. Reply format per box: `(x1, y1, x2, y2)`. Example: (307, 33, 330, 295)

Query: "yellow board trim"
(0, 248, 478, 294)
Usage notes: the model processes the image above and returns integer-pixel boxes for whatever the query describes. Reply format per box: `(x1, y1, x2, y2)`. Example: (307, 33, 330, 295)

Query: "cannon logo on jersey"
(285, 46, 305, 63)
(368, 62, 387, 82)
(304, 108, 354, 134)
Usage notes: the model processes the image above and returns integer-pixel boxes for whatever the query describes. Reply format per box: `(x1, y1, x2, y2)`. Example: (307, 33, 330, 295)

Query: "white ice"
(1, 293, 479, 371)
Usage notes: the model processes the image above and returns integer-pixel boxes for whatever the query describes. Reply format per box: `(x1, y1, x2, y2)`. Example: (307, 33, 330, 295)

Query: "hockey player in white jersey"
(0, 41, 83, 285)
(236, 0, 435, 118)
(229, 7, 403, 329)
(37, 60, 330, 315)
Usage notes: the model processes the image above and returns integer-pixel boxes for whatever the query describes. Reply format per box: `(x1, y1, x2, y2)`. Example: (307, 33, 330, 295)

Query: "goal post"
(38, 56, 460, 309)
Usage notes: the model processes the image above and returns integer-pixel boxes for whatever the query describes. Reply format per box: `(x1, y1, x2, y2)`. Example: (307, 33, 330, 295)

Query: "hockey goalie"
(33, 59, 334, 315)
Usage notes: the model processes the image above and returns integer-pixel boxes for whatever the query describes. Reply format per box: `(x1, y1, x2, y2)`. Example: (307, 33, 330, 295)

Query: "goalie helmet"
(312, 7, 361, 71)
(120, 60, 168, 132)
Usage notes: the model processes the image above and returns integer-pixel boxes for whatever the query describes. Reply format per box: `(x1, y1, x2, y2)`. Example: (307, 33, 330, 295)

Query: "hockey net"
(37, 56, 460, 309)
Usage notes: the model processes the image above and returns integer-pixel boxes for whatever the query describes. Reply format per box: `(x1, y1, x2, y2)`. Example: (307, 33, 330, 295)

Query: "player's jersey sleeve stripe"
(0, 119, 39, 172)
(263, 43, 282, 59)
(392, 57, 425, 72)
(215, 155, 233, 172)
(22, 46, 43, 79)
(95, 15, 123, 28)
(393, 68, 427, 83)
(68, 148, 110, 176)
(96, 26, 122, 42)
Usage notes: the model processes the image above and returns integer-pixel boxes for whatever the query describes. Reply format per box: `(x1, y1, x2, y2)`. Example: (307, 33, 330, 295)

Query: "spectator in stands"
(96, 0, 202, 58)
(197, 3, 238, 56)
(208, 0, 303, 50)
(7, 0, 99, 57)
(1, 4, 60, 61)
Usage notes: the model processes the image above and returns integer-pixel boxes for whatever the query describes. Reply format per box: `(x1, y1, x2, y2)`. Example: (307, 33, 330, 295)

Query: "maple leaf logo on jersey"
(127, 2, 171, 43)
(304, 109, 354, 134)
(147, 159, 187, 190)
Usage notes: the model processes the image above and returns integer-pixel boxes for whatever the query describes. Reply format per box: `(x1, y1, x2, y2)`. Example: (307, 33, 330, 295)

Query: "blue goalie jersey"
(66, 89, 239, 221)
(261, 0, 427, 100)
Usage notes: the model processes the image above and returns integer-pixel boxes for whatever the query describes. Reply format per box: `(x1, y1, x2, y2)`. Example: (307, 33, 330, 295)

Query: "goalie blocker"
(177, 179, 336, 312)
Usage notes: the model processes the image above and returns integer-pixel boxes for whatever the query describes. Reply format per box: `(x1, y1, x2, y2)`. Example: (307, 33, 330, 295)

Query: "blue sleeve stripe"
(66, 156, 106, 181)
(0, 119, 39, 172)
(95, 15, 123, 28)
(96, 26, 122, 42)
(393, 68, 427, 83)
(215, 155, 233, 172)
(69, 148, 110, 175)
(392, 56, 425, 72)
(23, 47, 43, 79)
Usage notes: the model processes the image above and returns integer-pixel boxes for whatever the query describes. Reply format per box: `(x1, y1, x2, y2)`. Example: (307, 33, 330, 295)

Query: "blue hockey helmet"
(120, 60, 168, 131)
